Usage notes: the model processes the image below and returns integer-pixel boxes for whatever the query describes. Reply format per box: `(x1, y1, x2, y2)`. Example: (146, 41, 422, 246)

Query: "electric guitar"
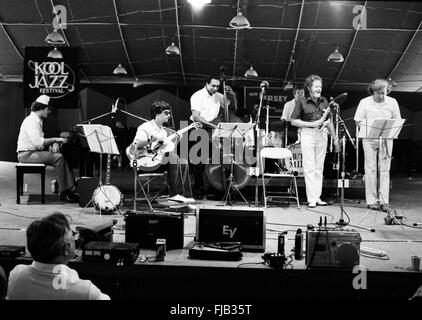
(126, 122, 202, 171)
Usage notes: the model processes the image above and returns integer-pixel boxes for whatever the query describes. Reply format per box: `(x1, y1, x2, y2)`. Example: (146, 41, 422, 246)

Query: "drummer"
(281, 87, 304, 145)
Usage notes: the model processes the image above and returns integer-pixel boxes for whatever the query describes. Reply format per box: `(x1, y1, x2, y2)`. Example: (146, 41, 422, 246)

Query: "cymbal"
(333, 92, 348, 105)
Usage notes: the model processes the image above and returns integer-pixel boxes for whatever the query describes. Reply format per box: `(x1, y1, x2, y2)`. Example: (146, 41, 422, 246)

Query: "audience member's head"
(27, 212, 75, 265)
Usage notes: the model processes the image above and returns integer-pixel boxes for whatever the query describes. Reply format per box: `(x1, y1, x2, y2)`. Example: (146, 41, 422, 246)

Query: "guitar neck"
(167, 124, 194, 140)
(105, 154, 111, 185)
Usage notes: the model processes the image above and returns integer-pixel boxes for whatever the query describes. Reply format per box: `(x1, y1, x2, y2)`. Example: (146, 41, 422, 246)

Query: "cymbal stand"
(335, 134, 374, 232)
(328, 106, 360, 206)
(254, 86, 266, 206)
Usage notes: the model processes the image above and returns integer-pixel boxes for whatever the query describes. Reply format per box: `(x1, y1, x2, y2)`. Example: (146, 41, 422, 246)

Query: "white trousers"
(300, 128, 328, 203)
(362, 138, 393, 205)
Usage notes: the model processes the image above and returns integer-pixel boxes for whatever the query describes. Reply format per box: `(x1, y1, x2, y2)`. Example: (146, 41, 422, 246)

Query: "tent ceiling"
(0, 0, 421, 92)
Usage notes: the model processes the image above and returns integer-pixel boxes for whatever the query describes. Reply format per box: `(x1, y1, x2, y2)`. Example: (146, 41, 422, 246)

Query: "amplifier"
(125, 210, 184, 250)
(82, 241, 139, 265)
(78, 177, 99, 207)
(76, 219, 117, 249)
(196, 206, 265, 252)
(305, 230, 361, 268)
(0, 245, 25, 258)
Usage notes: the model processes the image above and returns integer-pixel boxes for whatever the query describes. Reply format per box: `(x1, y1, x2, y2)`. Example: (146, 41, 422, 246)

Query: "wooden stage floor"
(0, 161, 421, 300)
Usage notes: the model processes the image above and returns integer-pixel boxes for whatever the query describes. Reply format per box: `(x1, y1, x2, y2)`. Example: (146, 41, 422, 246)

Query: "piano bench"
(16, 163, 46, 204)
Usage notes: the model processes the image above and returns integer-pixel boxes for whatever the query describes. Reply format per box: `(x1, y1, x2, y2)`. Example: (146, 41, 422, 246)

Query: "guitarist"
(189, 75, 238, 199)
(291, 75, 339, 208)
(128, 101, 194, 204)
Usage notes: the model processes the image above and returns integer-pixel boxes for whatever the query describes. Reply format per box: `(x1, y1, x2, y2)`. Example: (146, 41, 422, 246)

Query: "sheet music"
(78, 124, 119, 155)
(358, 118, 405, 139)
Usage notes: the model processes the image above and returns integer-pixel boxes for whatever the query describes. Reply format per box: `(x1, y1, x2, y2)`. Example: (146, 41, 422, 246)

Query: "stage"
(0, 161, 421, 300)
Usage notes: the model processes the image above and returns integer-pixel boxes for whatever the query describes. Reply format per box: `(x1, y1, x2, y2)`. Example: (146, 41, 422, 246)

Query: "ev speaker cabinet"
(196, 206, 266, 252)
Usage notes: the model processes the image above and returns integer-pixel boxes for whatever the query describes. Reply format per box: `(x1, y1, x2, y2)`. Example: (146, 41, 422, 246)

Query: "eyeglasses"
(209, 84, 220, 88)
(163, 111, 171, 116)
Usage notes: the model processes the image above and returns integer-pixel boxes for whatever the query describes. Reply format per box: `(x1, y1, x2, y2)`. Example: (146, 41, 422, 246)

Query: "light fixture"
(284, 82, 294, 90)
(188, 0, 211, 9)
(244, 65, 258, 77)
(229, 12, 250, 29)
(47, 47, 63, 59)
(113, 64, 127, 75)
(45, 29, 65, 45)
(133, 78, 143, 88)
(166, 41, 180, 55)
(327, 47, 344, 63)
(387, 77, 397, 87)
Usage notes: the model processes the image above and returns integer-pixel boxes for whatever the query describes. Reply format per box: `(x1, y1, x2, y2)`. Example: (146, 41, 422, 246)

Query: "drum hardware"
(254, 81, 269, 206)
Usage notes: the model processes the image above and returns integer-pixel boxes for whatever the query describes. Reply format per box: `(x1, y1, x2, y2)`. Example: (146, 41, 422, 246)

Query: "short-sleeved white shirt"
(190, 87, 225, 122)
(354, 95, 401, 122)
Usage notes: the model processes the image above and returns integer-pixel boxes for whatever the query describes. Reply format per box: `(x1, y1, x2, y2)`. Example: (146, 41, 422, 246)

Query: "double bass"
(204, 84, 253, 192)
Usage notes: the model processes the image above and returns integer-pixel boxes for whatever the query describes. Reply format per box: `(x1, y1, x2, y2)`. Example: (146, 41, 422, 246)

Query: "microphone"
(111, 99, 118, 118)
(260, 81, 269, 88)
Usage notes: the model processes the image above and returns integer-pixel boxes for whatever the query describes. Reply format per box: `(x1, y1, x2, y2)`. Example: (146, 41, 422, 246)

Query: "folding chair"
(133, 171, 168, 211)
(260, 147, 300, 208)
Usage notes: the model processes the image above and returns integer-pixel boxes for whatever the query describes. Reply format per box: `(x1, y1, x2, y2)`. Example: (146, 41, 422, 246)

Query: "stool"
(16, 163, 46, 204)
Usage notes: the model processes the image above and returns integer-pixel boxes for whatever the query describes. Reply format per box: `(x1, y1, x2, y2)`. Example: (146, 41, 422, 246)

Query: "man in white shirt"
(16, 95, 78, 203)
(128, 101, 194, 204)
(354, 79, 402, 211)
(7, 212, 110, 300)
(190, 76, 237, 197)
(281, 87, 304, 145)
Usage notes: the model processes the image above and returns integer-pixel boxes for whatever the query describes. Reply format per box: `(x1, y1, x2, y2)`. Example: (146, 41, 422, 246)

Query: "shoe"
(366, 204, 380, 211)
(317, 200, 328, 206)
(168, 194, 194, 204)
(59, 190, 79, 203)
(179, 195, 196, 204)
(380, 204, 389, 213)
(308, 202, 316, 208)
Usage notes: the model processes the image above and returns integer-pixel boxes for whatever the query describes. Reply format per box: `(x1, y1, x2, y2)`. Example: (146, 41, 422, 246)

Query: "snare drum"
(287, 143, 304, 177)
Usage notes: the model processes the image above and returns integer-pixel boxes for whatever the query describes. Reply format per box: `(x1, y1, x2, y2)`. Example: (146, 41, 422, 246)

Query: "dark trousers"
(141, 152, 192, 198)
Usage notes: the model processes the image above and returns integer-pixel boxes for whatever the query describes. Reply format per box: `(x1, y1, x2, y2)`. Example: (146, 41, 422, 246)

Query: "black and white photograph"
(0, 0, 421, 311)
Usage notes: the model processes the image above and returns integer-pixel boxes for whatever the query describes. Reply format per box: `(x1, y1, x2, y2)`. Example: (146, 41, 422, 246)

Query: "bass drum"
(204, 112, 253, 191)
(92, 185, 123, 213)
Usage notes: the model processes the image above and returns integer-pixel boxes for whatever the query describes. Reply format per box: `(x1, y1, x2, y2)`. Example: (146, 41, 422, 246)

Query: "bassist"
(128, 101, 194, 204)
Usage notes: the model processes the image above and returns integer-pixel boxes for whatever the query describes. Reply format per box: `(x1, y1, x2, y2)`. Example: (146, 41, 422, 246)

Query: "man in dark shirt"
(291, 75, 339, 208)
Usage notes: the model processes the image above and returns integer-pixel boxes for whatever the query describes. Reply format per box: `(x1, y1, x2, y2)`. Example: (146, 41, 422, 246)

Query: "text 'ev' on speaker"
(124, 210, 184, 250)
(195, 206, 266, 252)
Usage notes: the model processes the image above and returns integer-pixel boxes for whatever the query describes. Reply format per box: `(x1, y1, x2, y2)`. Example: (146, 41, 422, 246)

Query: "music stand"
(78, 124, 120, 218)
(356, 118, 406, 227)
(213, 122, 254, 206)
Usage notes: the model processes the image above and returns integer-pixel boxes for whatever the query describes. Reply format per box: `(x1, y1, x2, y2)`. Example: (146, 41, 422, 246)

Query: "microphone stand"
(254, 85, 266, 206)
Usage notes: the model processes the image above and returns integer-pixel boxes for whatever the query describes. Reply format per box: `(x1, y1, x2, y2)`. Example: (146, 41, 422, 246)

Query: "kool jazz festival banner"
(23, 47, 80, 108)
